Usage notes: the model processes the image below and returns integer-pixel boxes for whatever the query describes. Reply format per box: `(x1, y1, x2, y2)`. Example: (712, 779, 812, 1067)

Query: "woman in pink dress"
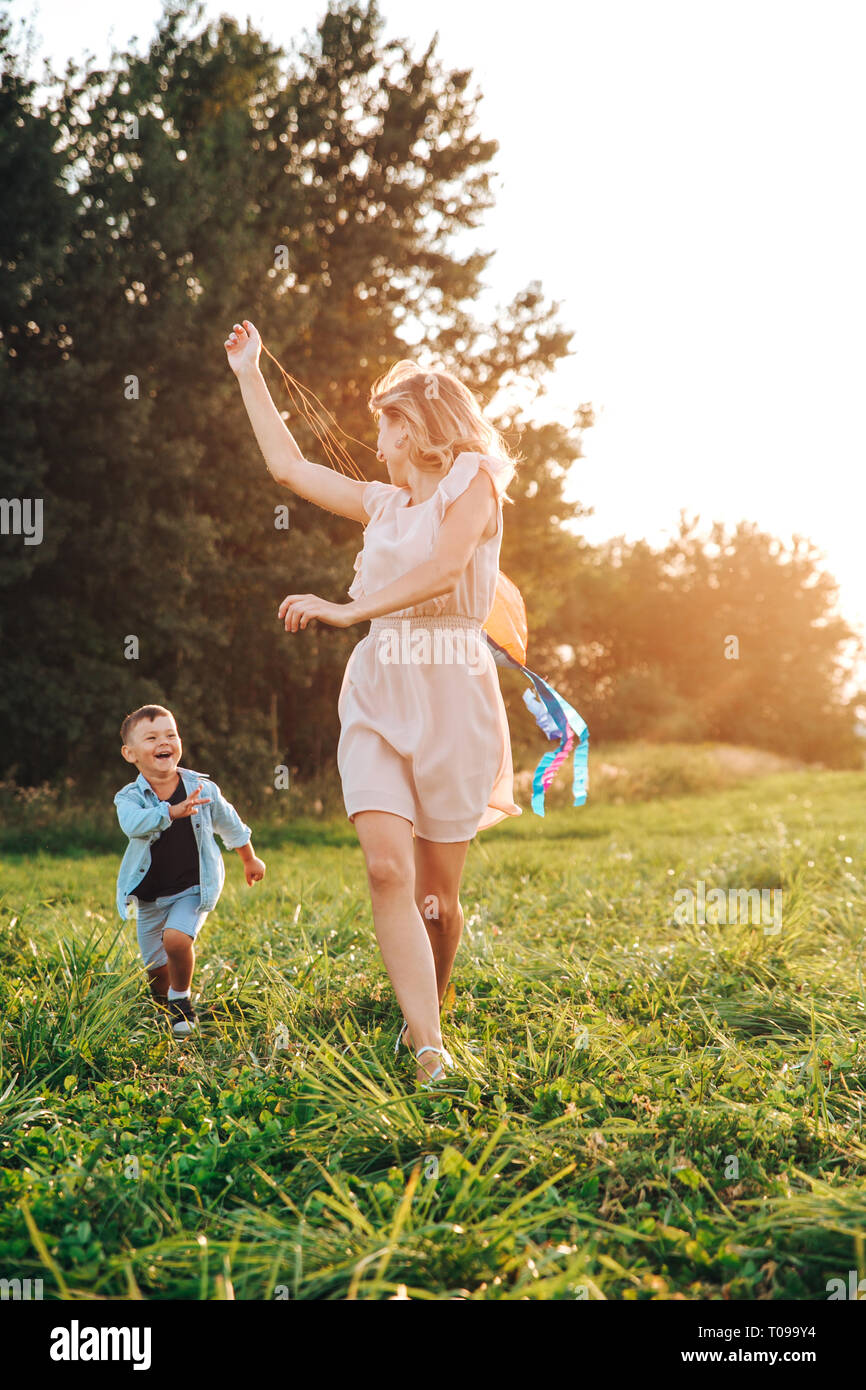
(225, 320, 522, 1086)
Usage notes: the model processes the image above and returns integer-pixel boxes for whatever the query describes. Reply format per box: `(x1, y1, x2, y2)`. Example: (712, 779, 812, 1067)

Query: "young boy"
(115, 704, 266, 1035)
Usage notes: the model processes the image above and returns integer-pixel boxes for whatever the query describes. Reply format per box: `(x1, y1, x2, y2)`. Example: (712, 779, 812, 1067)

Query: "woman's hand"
(224, 319, 262, 377)
(278, 593, 357, 631)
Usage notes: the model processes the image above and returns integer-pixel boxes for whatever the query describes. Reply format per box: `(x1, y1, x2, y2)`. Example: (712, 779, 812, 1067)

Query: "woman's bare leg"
(351, 810, 445, 1083)
(413, 834, 471, 1018)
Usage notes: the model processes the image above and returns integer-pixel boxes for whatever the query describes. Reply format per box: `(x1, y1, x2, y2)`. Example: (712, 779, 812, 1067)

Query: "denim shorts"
(130, 885, 209, 970)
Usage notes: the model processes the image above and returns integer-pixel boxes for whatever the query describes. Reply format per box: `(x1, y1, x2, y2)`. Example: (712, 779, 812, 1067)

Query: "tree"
(0, 0, 589, 794)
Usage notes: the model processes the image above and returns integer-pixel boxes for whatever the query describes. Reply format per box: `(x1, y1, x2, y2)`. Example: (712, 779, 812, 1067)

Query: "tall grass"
(0, 760, 864, 1299)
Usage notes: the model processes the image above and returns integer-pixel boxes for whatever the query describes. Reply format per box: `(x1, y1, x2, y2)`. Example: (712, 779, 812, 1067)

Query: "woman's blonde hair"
(368, 360, 520, 505)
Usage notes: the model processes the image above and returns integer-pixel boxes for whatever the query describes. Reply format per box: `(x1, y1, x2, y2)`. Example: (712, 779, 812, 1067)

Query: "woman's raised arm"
(225, 320, 368, 524)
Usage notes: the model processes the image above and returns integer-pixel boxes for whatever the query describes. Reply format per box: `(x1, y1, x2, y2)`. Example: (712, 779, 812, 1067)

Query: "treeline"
(560, 517, 863, 763)
(0, 0, 861, 807)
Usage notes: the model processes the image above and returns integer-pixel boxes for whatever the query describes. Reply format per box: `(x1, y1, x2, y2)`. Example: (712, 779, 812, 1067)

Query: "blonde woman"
(225, 320, 522, 1086)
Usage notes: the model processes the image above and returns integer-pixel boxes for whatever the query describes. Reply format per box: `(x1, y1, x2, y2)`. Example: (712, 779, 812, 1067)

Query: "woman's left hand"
(278, 593, 356, 631)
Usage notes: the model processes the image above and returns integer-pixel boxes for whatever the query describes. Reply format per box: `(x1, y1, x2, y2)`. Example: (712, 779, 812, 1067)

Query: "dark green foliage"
(0, 1, 587, 795)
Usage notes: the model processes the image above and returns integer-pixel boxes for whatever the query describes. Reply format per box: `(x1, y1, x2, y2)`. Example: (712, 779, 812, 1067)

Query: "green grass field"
(1, 750, 865, 1300)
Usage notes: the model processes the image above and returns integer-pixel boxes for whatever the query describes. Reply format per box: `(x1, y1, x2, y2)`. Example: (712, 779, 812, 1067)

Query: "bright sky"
(20, 0, 866, 687)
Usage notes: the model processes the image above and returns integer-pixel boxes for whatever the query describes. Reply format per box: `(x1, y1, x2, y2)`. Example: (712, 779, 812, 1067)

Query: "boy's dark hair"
(120, 704, 176, 745)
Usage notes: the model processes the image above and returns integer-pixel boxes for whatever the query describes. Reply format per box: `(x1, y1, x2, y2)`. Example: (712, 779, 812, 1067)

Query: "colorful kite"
(483, 571, 588, 814)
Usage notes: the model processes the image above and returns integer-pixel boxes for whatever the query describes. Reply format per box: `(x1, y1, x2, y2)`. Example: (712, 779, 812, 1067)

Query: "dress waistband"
(369, 614, 483, 631)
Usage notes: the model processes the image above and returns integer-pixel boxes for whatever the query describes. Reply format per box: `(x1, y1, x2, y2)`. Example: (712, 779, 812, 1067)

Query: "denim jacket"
(114, 767, 251, 919)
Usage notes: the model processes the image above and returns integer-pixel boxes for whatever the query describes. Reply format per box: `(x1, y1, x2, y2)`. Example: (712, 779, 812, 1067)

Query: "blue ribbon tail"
(485, 634, 589, 816)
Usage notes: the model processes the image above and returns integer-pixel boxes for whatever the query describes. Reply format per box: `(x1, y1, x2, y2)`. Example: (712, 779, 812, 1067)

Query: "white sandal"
(393, 1019, 409, 1056)
(415, 1044, 454, 1087)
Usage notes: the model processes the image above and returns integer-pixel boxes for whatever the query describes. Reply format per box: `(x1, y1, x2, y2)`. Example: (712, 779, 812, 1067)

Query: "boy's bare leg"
(163, 928, 195, 992)
(148, 964, 170, 998)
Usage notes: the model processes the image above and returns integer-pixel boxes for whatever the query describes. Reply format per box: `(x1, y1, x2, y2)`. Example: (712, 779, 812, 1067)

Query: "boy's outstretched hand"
(224, 319, 262, 377)
(244, 855, 266, 886)
(169, 784, 211, 819)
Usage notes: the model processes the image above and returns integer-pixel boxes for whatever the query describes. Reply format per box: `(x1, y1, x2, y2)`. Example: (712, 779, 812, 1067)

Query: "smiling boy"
(115, 705, 265, 1035)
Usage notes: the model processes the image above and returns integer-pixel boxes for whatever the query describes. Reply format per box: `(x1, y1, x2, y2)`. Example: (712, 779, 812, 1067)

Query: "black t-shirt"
(134, 777, 200, 901)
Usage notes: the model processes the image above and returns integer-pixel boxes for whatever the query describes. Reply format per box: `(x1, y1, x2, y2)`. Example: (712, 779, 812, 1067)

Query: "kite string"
(261, 342, 379, 482)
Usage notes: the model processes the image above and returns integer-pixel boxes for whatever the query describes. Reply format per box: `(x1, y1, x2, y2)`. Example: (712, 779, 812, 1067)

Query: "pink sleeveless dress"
(337, 451, 523, 842)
